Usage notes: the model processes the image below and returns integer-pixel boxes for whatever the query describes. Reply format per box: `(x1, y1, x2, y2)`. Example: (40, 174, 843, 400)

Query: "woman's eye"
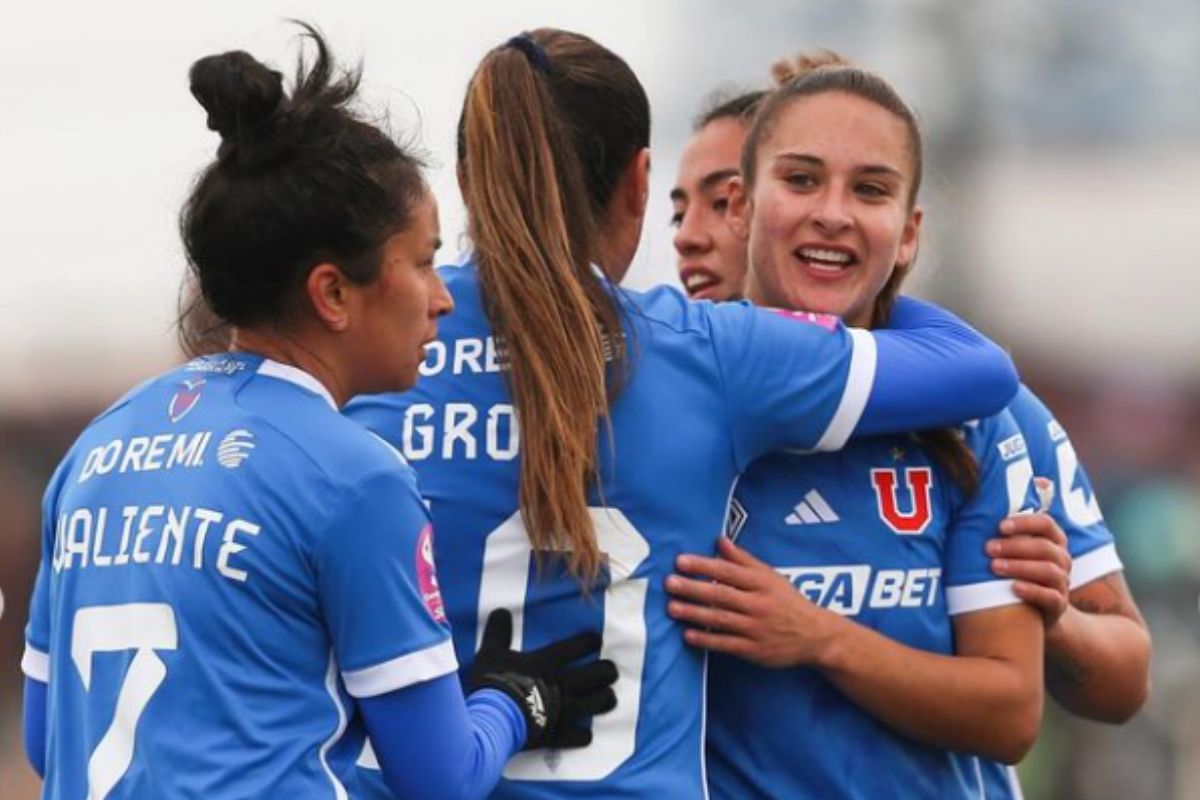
(669, 211, 683, 228)
(785, 173, 816, 189)
(857, 183, 889, 198)
(712, 197, 729, 214)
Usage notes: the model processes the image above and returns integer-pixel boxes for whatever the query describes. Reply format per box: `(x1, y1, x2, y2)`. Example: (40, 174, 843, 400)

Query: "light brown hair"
(457, 29, 650, 581)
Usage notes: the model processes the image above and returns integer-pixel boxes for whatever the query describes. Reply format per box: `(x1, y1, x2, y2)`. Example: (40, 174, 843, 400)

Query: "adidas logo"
(785, 490, 840, 525)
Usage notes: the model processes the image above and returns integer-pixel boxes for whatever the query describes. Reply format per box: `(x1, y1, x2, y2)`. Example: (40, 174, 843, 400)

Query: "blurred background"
(2, 1, 1197, 797)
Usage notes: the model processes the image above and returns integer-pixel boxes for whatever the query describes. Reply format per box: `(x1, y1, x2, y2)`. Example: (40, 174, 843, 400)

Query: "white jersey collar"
(257, 359, 338, 410)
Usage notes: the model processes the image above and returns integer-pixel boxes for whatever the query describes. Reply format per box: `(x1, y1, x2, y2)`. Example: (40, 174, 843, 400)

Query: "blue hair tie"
(505, 34, 551, 73)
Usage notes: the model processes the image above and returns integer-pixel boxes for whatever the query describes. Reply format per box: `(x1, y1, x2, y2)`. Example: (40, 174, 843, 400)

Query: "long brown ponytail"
(457, 30, 649, 581)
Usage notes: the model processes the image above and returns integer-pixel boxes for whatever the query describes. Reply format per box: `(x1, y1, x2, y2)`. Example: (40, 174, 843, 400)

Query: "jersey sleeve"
(315, 468, 457, 698)
(708, 296, 1019, 470)
(944, 410, 1040, 616)
(22, 457, 72, 683)
(1007, 385, 1122, 589)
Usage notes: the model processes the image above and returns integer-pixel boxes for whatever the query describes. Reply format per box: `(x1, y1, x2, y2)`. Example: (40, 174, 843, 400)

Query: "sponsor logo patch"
(186, 354, 248, 376)
(217, 430, 255, 469)
(778, 565, 942, 615)
(416, 524, 446, 623)
(168, 379, 205, 423)
(997, 433, 1029, 462)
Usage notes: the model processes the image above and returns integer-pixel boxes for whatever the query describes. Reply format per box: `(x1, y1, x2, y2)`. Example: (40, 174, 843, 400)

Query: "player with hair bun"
(666, 51, 1149, 799)
(21, 25, 616, 800)
(349, 28, 1025, 798)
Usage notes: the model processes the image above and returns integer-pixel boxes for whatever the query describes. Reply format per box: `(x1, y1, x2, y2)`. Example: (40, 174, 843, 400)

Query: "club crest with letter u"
(870, 467, 933, 535)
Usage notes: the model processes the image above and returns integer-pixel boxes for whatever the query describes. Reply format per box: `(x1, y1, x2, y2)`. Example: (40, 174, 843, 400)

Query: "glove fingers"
(529, 631, 602, 666)
(479, 609, 514, 653)
(563, 686, 618, 718)
(560, 659, 618, 693)
(549, 726, 594, 749)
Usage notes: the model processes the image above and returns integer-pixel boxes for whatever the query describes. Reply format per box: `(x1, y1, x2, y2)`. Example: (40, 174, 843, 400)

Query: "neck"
(232, 326, 348, 407)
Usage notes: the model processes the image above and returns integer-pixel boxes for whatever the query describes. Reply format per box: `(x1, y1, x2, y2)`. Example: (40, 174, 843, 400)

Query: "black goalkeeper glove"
(468, 608, 618, 750)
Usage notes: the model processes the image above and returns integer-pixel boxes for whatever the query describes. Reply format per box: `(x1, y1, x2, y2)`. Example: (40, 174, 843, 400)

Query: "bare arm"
(1044, 572, 1150, 722)
(988, 514, 1151, 722)
(666, 537, 1044, 763)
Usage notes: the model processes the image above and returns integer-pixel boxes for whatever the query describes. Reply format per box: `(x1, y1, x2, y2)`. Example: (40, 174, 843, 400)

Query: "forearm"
(859, 297, 1018, 435)
(23, 677, 47, 778)
(360, 676, 524, 800)
(1045, 604, 1151, 722)
(814, 607, 1043, 763)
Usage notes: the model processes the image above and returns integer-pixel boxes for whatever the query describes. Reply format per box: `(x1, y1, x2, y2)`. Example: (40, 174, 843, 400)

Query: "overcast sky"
(3, 1, 1196, 408)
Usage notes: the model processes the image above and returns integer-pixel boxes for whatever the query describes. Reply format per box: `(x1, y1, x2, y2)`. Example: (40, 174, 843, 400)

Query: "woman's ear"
(727, 175, 752, 241)
(306, 263, 352, 332)
(896, 204, 923, 271)
(626, 146, 651, 217)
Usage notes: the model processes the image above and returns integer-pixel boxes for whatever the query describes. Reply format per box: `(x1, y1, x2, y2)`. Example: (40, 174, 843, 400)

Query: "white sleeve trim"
(341, 638, 458, 698)
(946, 579, 1021, 616)
(1070, 543, 1123, 590)
(812, 328, 877, 452)
(21, 644, 50, 682)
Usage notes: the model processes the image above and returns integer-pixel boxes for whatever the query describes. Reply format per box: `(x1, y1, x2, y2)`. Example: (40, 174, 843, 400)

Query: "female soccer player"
(670, 90, 764, 301)
(347, 29, 1022, 799)
(664, 52, 1149, 798)
(20, 28, 615, 800)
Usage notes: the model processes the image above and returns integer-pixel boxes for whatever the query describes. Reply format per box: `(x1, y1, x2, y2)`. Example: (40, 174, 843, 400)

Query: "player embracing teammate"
(666, 51, 1150, 799)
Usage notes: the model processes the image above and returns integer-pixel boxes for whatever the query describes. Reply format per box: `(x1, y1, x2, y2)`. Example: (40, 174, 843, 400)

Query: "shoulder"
(962, 409, 1028, 466)
(1005, 383, 1055, 430)
(618, 282, 757, 340)
(252, 384, 417, 492)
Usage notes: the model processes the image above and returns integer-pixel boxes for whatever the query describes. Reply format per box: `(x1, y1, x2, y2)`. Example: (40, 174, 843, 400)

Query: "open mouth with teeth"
(795, 246, 857, 274)
(681, 268, 722, 298)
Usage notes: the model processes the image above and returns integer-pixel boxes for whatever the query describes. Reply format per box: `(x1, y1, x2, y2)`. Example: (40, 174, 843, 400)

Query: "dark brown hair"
(179, 23, 427, 336)
(457, 29, 650, 581)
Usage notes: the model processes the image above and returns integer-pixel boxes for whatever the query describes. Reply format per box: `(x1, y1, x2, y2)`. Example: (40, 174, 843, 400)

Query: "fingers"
(479, 608, 513, 652)
(1012, 580, 1069, 622)
(680, 627, 755, 657)
(993, 557, 1069, 597)
(560, 659, 618, 694)
(988, 535, 1071, 571)
(530, 631, 602, 666)
(666, 597, 754, 634)
(673, 552, 759, 591)
(664, 575, 757, 616)
(551, 726, 594, 749)
(563, 684, 618, 717)
(716, 536, 766, 568)
(997, 513, 1068, 546)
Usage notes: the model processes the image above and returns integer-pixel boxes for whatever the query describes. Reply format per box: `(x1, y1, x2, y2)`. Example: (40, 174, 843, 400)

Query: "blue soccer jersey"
(345, 260, 1014, 799)
(979, 384, 1124, 800)
(22, 353, 455, 799)
(705, 411, 1038, 800)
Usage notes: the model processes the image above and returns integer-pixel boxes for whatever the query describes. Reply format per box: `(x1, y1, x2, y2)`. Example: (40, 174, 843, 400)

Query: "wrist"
(1044, 604, 1082, 653)
(806, 606, 850, 672)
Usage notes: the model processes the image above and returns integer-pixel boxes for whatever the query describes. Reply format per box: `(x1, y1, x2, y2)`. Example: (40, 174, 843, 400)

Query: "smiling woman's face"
(742, 91, 920, 327)
(670, 117, 750, 301)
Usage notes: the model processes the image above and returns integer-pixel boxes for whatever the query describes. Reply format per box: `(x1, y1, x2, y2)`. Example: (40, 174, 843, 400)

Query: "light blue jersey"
(346, 260, 1015, 798)
(22, 353, 455, 799)
(706, 412, 1038, 800)
(979, 384, 1123, 800)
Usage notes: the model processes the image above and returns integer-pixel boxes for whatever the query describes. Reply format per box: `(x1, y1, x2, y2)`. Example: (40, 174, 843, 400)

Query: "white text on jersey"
(777, 565, 942, 615)
(78, 432, 211, 483)
(402, 403, 519, 461)
(52, 504, 260, 584)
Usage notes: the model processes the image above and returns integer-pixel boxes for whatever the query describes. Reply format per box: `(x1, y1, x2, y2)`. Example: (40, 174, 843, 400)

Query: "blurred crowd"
(1, 357, 1197, 799)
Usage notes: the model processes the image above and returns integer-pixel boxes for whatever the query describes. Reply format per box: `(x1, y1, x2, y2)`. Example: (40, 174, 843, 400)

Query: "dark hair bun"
(189, 51, 285, 140)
